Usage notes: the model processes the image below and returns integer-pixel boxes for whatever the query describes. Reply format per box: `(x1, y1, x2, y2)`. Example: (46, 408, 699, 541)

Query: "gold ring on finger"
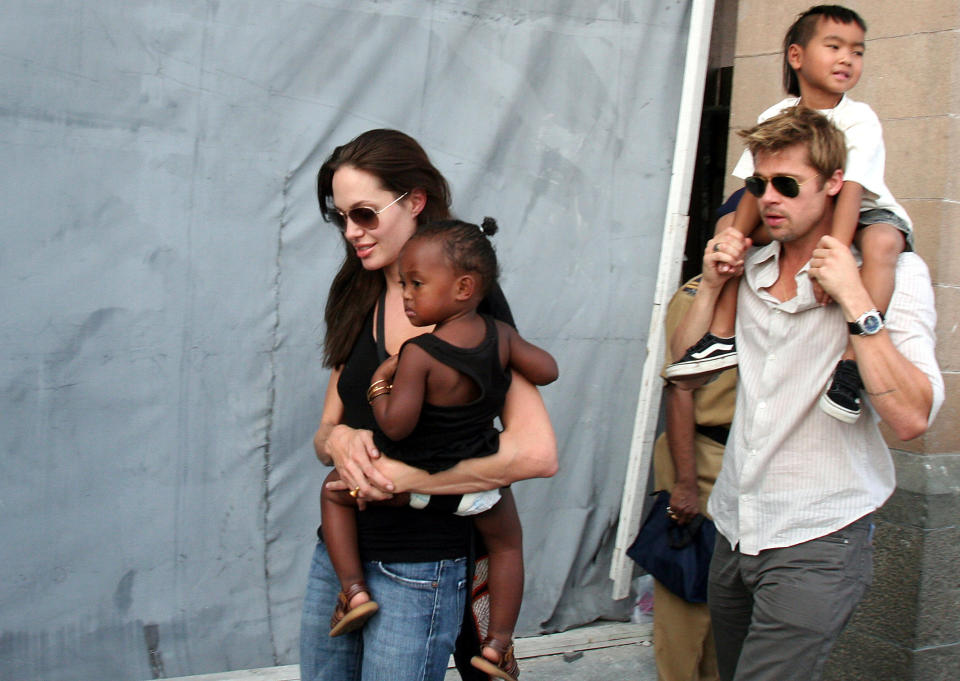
(349, 486, 360, 498)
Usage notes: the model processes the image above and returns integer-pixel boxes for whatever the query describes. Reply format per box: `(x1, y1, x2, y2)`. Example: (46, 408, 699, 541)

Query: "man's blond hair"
(738, 106, 846, 180)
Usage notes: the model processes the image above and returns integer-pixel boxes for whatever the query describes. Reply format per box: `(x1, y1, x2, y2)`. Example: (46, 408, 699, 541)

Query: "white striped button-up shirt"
(708, 244, 944, 555)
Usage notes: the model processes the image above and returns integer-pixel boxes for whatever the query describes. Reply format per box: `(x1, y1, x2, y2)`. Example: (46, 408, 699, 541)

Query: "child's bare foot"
(349, 590, 370, 609)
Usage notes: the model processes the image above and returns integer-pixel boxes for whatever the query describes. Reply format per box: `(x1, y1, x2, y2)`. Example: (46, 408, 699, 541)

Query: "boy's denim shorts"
(858, 208, 913, 251)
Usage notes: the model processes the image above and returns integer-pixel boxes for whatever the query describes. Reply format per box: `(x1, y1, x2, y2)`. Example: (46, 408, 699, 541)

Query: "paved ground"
(163, 621, 658, 681)
(445, 621, 657, 681)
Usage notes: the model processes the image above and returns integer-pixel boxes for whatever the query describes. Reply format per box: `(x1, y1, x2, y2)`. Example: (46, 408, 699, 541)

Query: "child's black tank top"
(373, 314, 512, 473)
(330, 287, 513, 562)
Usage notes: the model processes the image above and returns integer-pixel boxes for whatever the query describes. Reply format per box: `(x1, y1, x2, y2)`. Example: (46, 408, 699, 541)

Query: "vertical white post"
(609, 0, 716, 600)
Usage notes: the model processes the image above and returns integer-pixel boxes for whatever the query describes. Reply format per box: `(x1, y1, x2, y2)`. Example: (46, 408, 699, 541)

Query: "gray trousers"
(708, 515, 874, 681)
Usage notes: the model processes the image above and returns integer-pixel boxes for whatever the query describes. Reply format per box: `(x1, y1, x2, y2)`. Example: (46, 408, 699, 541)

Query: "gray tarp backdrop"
(0, 1, 691, 679)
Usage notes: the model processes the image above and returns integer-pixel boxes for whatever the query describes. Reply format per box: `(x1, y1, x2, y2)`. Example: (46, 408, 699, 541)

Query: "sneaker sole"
(818, 392, 861, 424)
(664, 353, 739, 379)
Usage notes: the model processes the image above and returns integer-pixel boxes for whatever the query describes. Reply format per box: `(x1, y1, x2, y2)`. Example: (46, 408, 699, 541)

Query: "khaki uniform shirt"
(653, 276, 737, 518)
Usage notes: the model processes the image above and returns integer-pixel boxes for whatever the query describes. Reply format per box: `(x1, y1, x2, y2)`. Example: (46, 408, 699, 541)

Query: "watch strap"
(847, 309, 885, 335)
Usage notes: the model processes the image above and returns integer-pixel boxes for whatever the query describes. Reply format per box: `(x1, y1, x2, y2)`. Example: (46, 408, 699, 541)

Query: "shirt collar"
(744, 242, 819, 311)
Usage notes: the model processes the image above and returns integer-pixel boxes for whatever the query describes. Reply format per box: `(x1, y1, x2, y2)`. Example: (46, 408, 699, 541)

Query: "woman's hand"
(327, 425, 393, 492)
(314, 367, 396, 503)
(318, 424, 397, 505)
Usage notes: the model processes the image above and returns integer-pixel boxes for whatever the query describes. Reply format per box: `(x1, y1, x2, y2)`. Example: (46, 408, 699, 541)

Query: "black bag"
(626, 490, 716, 603)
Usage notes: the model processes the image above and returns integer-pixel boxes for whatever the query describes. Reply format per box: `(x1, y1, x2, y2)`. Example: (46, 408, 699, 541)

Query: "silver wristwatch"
(848, 308, 885, 335)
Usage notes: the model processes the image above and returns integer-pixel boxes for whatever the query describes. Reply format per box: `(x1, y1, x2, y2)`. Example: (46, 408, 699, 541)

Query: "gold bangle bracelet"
(366, 383, 392, 404)
(367, 390, 390, 404)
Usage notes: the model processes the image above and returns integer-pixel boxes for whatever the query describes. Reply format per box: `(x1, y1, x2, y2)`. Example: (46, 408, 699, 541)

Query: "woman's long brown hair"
(318, 129, 452, 367)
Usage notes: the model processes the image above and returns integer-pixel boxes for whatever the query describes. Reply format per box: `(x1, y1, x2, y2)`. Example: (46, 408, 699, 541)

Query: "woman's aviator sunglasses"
(334, 192, 408, 231)
(744, 174, 818, 199)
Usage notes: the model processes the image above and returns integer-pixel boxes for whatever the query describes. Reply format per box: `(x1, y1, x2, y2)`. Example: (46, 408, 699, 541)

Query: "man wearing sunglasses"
(669, 106, 943, 681)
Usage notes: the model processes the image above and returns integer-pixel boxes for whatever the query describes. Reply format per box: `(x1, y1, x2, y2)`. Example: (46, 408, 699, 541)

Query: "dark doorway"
(684, 65, 734, 282)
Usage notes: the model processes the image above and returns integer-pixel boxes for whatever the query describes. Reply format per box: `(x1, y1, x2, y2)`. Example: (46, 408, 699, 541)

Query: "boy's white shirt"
(733, 95, 912, 234)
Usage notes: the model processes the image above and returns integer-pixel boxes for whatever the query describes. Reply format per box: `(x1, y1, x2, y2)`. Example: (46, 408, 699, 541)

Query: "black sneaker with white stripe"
(664, 333, 738, 379)
(819, 359, 863, 423)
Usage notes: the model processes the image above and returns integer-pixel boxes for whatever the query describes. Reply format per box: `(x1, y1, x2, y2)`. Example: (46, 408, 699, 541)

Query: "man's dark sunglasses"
(744, 174, 818, 199)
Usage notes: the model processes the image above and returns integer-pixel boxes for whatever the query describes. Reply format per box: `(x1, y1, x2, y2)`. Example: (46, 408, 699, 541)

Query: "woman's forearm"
(314, 367, 345, 466)
(313, 422, 336, 466)
(312, 367, 396, 498)
(382, 437, 556, 495)
(375, 374, 558, 494)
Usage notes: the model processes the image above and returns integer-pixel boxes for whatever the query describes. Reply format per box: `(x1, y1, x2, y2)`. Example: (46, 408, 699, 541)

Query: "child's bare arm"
(369, 346, 431, 441)
(730, 189, 760, 237)
(500, 322, 558, 386)
(832, 181, 863, 247)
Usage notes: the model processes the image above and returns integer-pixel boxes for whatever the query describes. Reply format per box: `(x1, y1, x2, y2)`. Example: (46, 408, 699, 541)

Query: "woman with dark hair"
(299, 129, 557, 681)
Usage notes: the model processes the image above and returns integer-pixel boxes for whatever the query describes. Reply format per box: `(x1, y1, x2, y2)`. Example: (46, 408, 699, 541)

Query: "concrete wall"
(724, 1, 959, 678)
(0, 2, 695, 680)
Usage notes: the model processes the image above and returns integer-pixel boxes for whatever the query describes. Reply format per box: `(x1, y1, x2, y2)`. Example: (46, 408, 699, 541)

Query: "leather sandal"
(329, 581, 379, 637)
(470, 636, 520, 681)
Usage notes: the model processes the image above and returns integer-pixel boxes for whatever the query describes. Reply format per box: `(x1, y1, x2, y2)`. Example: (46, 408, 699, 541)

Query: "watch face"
(863, 314, 882, 334)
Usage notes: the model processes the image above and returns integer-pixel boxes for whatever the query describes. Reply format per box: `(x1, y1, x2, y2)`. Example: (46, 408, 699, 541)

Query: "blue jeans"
(300, 540, 467, 681)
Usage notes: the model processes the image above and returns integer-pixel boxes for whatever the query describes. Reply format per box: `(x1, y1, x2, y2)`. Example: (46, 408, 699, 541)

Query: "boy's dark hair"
(783, 5, 867, 96)
(412, 218, 501, 296)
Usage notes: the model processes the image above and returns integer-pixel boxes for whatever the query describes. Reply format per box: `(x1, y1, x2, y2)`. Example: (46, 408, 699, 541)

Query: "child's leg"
(665, 209, 756, 379)
(709, 220, 768, 338)
(708, 278, 738, 338)
(320, 470, 368, 598)
(821, 222, 906, 423)
(856, 222, 905, 314)
(840, 223, 905, 361)
(471, 488, 523, 663)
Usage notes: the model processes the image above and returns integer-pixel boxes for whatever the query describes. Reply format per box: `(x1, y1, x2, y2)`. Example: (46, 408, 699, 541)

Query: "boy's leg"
(709, 278, 738, 339)
(665, 196, 758, 379)
(822, 223, 906, 422)
(321, 470, 367, 594)
(665, 277, 739, 379)
(471, 488, 523, 664)
(855, 222, 906, 315)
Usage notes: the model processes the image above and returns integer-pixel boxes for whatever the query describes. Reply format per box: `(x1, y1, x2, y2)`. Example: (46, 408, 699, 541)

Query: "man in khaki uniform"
(652, 274, 736, 681)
